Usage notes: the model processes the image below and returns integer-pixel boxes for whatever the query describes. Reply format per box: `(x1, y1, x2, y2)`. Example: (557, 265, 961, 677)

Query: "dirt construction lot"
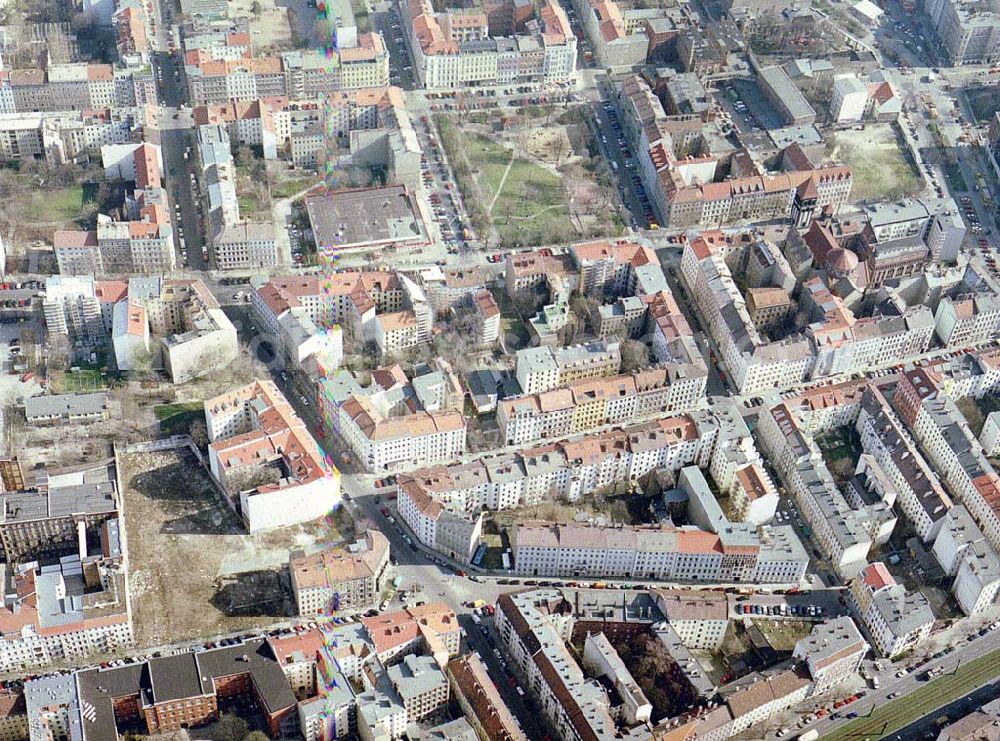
(122, 448, 352, 646)
(826, 123, 923, 202)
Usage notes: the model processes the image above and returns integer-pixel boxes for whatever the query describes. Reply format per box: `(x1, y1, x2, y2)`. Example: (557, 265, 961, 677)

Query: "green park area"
(437, 116, 570, 246)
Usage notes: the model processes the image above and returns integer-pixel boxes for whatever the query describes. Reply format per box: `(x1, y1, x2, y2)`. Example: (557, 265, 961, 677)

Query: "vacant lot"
(827, 124, 923, 202)
(122, 449, 354, 646)
(752, 619, 813, 651)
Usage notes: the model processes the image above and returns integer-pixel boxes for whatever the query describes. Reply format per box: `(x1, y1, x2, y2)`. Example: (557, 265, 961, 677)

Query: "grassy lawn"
(828, 124, 922, 202)
(272, 177, 320, 199)
(238, 194, 265, 215)
(34, 185, 86, 222)
(153, 401, 204, 435)
(945, 161, 968, 193)
(956, 395, 1000, 437)
(51, 368, 108, 393)
(824, 647, 1000, 741)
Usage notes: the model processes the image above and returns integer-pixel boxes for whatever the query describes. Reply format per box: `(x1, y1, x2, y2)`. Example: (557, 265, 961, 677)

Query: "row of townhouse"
(402, 0, 575, 89)
(192, 86, 420, 177)
(855, 384, 954, 542)
(680, 231, 934, 395)
(514, 341, 622, 395)
(496, 589, 867, 741)
(396, 404, 782, 515)
(54, 201, 175, 276)
(497, 364, 707, 447)
(0, 62, 156, 114)
(894, 367, 1000, 560)
(509, 516, 808, 584)
(183, 39, 390, 105)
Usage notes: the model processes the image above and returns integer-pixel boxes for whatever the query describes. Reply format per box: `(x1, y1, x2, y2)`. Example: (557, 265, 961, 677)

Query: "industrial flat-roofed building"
(305, 185, 429, 255)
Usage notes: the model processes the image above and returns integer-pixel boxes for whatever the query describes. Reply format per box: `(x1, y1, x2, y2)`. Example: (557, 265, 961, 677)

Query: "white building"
(42, 276, 104, 339)
(205, 380, 341, 532)
(830, 74, 869, 123)
(849, 562, 934, 658)
(933, 506, 1000, 616)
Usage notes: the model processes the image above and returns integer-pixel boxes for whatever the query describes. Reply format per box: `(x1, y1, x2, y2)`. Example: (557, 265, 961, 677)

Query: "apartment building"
(397, 481, 483, 562)
(0, 463, 118, 564)
(681, 231, 934, 394)
(404, 0, 576, 89)
(497, 588, 865, 741)
(514, 341, 621, 395)
(0, 109, 136, 164)
(932, 505, 1000, 616)
(205, 380, 341, 531)
(448, 652, 527, 741)
(360, 603, 461, 666)
(499, 364, 705, 446)
(791, 616, 869, 695)
(934, 266, 1000, 347)
(0, 522, 132, 674)
(337, 394, 466, 472)
(54, 202, 174, 276)
(196, 124, 286, 270)
(290, 530, 390, 615)
(923, 0, 1000, 64)
(252, 271, 404, 347)
(510, 518, 807, 584)
(0, 62, 154, 113)
(72, 638, 298, 740)
(472, 289, 501, 345)
(572, 0, 648, 72)
(387, 654, 449, 721)
(107, 278, 239, 383)
(856, 385, 953, 542)
(653, 589, 729, 650)
(184, 39, 389, 105)
(849, 562, 934, 658)
(374, 310, 420, 355)
(895, 368, 1000, 557)
(758, 402, 895, 580)
(42, 276, 104, 339)
(397, 410, 719, 520)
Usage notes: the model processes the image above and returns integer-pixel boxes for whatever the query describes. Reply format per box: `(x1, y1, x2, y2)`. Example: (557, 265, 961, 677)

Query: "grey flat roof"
(25, 392, 107, 421)
(759, 65, 816, 122)
(306, 185, 427, 252)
